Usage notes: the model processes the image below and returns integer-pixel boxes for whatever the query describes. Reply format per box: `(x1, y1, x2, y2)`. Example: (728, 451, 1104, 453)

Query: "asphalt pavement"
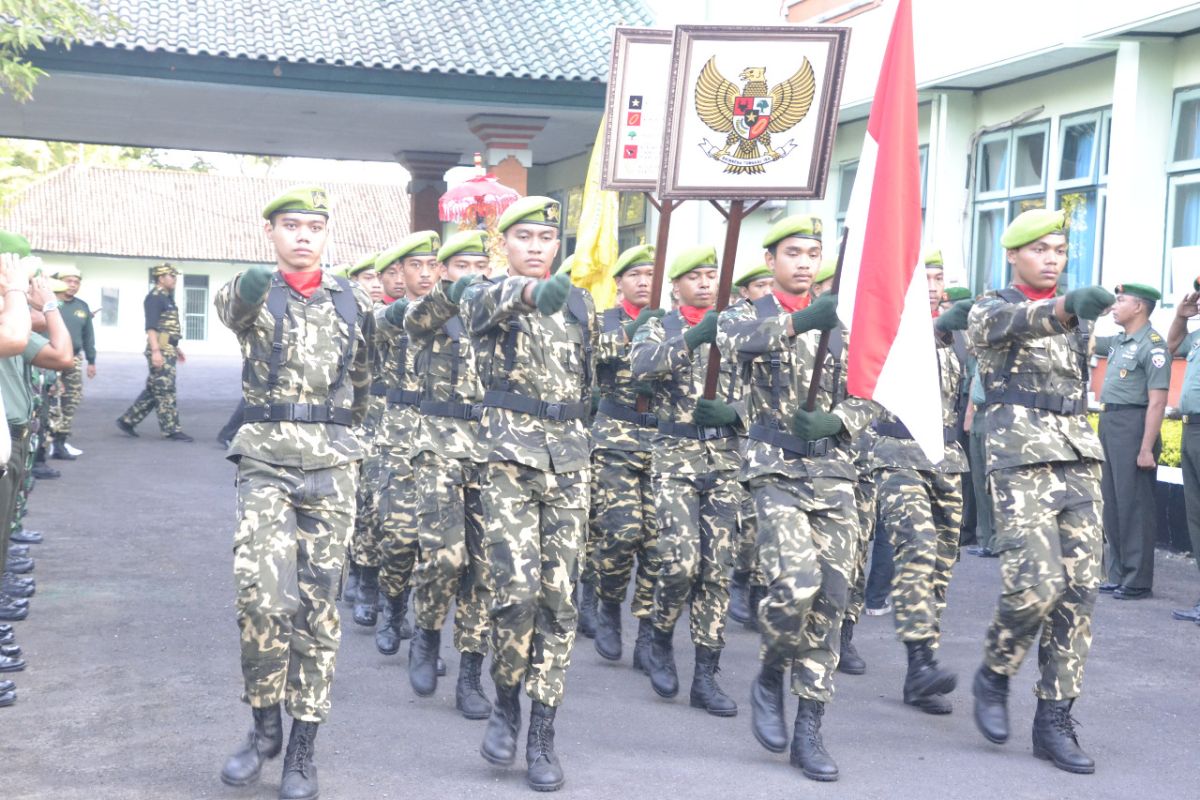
(3, 352, 1199, 800)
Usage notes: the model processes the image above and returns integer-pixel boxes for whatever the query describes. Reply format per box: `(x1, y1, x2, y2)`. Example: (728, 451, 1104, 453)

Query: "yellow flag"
(570, 119, 620, 310)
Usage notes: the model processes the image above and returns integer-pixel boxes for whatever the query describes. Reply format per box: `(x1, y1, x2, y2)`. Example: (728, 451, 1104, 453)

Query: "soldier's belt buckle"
(543, 402, 564, 420)
(808, 438, 829, 457)
(1061, 397, 1076, 414)
(470, 403, 483, 421)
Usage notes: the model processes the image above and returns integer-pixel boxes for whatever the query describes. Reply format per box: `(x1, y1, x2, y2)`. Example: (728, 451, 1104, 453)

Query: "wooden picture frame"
(600, 27, 675, 192)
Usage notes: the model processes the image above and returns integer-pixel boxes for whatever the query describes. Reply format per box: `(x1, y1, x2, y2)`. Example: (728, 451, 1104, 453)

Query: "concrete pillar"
(925, 90, 977, 286)
(467, 114, 548, 197)
(395, 150, 463, 236)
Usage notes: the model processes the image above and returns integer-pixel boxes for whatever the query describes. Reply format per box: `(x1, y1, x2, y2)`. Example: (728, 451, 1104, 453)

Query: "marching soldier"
(48, 264, 95, 460)
(629, 245, 740, 718)
(117, 263, 194, 441)
(216, 186, 374, 800)
(967, 208, 1112, 774)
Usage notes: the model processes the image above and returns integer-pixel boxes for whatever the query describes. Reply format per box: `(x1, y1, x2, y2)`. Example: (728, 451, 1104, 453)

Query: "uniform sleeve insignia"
(1150, 332, 1163, 343)
(1151, 352, 1167, 369)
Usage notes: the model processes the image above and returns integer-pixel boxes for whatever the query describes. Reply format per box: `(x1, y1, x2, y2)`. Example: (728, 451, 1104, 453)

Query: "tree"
(0, 0, 123, 102)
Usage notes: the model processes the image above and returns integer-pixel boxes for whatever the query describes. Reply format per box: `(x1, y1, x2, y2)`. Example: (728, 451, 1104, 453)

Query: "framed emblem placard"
(601, 27, 675, 192)
(659, 25, 850, 200)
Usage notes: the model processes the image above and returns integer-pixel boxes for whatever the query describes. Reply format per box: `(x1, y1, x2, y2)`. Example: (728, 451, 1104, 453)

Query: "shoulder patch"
(1150, 332, 1163, 343)
(1151, 352, 1167, 369)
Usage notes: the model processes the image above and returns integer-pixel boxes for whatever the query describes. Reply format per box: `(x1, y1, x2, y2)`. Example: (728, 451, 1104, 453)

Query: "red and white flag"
(837, 0, 943, 462)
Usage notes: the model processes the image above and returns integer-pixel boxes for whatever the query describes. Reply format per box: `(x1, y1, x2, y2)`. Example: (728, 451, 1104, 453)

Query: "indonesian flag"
(837, 0, 944, 462)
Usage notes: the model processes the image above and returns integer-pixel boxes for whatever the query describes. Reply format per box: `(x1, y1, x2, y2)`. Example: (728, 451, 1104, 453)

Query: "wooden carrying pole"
(637, 195, 675, 414)
(804, 226, 849, 411)
(702, 199, 750, 400)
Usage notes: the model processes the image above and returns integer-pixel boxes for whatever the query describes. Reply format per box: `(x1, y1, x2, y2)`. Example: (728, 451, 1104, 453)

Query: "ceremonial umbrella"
(437, 154, 520, 227)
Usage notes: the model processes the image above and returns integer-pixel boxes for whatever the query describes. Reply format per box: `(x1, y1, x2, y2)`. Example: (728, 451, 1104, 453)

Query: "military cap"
(52, 265, 82, 280)
(762, 214, 823, 248)
(668, 245, 719, 280)
(612, 244, 655, 279)
(261, 185, 330, 220)
(813, 258, 838, 285)
(438, 230, 489, 263)
(0, 230, 31, 257)
(924, 249, 944, 268)
(1114, 282, 1161, 304)
(1000, 208, 1067, 249)
(151, 263, 179, 278)
(733, 263, 772, 288)
(944, 286, 972, 302)
(375, 230, 442, 272)
(347, 252, 378, 277)
(498, 195, 561, 233)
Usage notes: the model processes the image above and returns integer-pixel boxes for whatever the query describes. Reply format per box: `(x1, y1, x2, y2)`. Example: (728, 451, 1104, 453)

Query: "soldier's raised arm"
(215, 265, 273, 333)
(349, 285, 375, 426)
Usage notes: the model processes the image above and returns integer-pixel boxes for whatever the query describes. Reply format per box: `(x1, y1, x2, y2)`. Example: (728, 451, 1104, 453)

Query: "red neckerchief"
(381, 294, 397, 305)
(773, 289, 810, 313)
(281, 269, 322, 298)
(620, 299, 643, 320)
(679, 305, 709, 326)
(1014, 284, 1057, 301)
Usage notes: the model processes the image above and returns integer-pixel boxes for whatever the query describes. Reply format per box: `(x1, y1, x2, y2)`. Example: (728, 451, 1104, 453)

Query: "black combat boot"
(342, 561, 360, 605)
(408, 627, 441, 697)
(972, 665, 1010, 744)
(50, 435, 76, 460)
(481, 682, 522, 766)
(751, 656, 788, 753)
(790, 698, 839, 781)
(903, 640, 955, 714)
(836, 620, 865, 675)
(526, 701, 564, 792)
(744, 584, 767, 632)
(631, 618, 653, 674)
(455, 651, 492, 720)
(220, 704, 283, 786)
(728, 569, 752, 625)
(278, 720, 319, 800)
(1032, 698, 1095, 774)
(689, 645, 737, 717)
(352, 566, 380, 627)
(593, 600, 622, 661)
(576, 578, 597, 639)
(375, 590, 410, 655)
(647, 624, 678, 698)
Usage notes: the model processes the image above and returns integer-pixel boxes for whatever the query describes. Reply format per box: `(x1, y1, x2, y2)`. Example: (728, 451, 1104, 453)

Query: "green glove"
(447, 275, 476, 305)
(934, 299, 973, 332)
(693, 398, 738, 427)
(1063, 286, 1116, 321)
(683, 310, 718, 349)
(790, 409, 844, 440)
(790, 293, 839, 333)
(384, 297, 409, 325)
(591, 387, 601, 416)
(633, 381, 655, 397)
(623, 307, 666, 338)
(533, 272, 571, 315)
(237, 266, 273, 304)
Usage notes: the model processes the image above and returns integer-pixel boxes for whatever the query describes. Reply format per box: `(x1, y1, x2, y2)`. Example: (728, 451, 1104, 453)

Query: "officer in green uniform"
(1169, 284, 1200, 623)
(967, 208, 1112, 775)
(48, 264, 95, 459)
(1094, 283, 1168, 600)
(117, 263, 194, 441)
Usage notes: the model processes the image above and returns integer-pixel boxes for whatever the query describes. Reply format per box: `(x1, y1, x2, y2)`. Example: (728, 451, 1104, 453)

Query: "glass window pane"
(1174, 181, 1200, 248)
(1059, 190, 1098, 290)
(100, 287, 119, 327)
(837, 162, 858, 215)
(978, 138, 1008, 193)
(1060, 118, 1097, 182)
(1010, 196, 1046, 218)
(1013, 130, 1045, 188)
(974, 208, 1007, 291)
(918, 146, 928, 207)
(1174, 96, 1200, 163)
(1101, 112, 1112, 177)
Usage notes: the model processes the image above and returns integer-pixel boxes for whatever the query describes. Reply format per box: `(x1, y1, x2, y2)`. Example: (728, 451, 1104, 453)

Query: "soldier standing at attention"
(117, 263, 194, 441)
(588, 244, 663, 670)
(215, 187, 373, 800)
(1168, 285, 1200, 624)
(47, 265, 95, 460)
(629, 245, 740, 718)
(967, 208, 1112, 775)
(1094, 284, 1168, 601)
(464, 196, 594, 792)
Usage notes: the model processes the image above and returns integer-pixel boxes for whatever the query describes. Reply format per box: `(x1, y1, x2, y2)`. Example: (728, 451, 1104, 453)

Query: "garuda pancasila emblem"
(694, 57, 816, 174)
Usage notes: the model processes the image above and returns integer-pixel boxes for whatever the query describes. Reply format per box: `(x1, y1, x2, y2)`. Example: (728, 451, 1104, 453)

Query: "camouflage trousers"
(50, 354, 84, 438)
(349, 447, 384, 568)
(232, 456, 356, 723)
(749, 473, 859, 702)
(377, 446, 420, 598)
(411, 451, 491, 656)
(483, 460, 587, 707)
(983, 460, 1103, 701)
(844, 473, 877, 625)
(733, 487, 763, 586)
(874, 468, 963, 643)
(589, 448, 658, 618)
(652, 470, 738, 649)
(119, 351, 181, 435)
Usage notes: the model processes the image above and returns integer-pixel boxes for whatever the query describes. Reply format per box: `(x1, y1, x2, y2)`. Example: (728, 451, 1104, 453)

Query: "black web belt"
(420, 400, 482, 421)
(243, 403, 353, 426)
(369, 382, 419, 407)
(598, 397, 658, 428)
(982, 389, 1086, 416)
(871, 419, 960, 445)
(1099, 403, 1146, 412)
(658, 419, 736, 442)
(482, 390, 588, 422)
(748, 422, 833, 457)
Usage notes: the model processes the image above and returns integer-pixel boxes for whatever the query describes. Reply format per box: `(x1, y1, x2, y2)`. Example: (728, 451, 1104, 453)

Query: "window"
(1051, 108, 1111, 289)
(618, 192, 647, 253)
(100, 288, 118, 327)
(183, 274, 208, 341)
(835, 159, 858, 235)
(1170, 87, 1200, 170)
(1165, 88, 1200, 294)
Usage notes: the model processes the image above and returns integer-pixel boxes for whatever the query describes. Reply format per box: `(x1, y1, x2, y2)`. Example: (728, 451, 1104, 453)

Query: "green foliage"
(1087, 412, 1182, 468)
(0, 0, 124, 102)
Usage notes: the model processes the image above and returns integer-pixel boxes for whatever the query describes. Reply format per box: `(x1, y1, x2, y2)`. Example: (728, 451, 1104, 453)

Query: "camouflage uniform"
(349, 312, 388, 572)
(215, 269, 373, 723)
(464, 275, 595, 706)
(50, 295, 95, 441)
(968, 290, 1103, 700)
(844, 429, 877, 626)
(119, 285, 184, 435)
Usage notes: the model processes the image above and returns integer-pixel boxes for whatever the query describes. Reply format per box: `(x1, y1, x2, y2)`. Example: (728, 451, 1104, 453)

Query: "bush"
(1088, 412, 1182, 467)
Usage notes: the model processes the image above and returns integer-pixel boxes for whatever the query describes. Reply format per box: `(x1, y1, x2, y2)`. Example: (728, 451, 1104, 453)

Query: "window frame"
(1168, 84, 1200, 174)
(182, 273, 209, 342)
(971, 200, 1009, 291)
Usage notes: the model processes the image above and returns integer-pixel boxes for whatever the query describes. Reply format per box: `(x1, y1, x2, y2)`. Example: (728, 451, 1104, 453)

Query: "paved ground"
(3, 352, 1200, 800)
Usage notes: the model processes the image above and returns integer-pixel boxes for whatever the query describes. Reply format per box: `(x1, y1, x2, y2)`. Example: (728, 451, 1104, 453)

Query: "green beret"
(1115, 282, 1161, 304)
(262, 186, 330, 220)
(52, 265, 81, 279)
(924, 249, 943, 268)
(438, 230, 489, 262)
(762, 214, 823, 248)
(498, 195, 561, 233)
(613, 244, 655, 279)
(151, 263, 179, 278)
(944, 286, 972, 302)
(0, 230, 31, 257)
(376, 230, 442, 272)
(347, 252, 378, 277)
(668, 245, 719, 280)
(813, 259, 837, 284)
(1000, 208, 1067, 249)
(733, 263, 771, 288)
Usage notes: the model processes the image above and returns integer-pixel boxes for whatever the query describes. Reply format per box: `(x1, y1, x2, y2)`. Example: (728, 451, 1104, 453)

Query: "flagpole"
(804, 226, 849, 412)
(647, 196, 674, 309)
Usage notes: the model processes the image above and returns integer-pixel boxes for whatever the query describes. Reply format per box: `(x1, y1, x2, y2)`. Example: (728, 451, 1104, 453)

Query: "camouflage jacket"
(967, 289, 1102, 473)
(352, 302, 387, 458)
(592, 304, 656, 453)
(404, 279, 486, 463)
(630, 309, 743, 477)
(215, 270, 373, 469)
(464, 275, 596, 474)
(144, 286, 182, 355)
(373, 303, 422, 452)
(718, 294, 877, 482)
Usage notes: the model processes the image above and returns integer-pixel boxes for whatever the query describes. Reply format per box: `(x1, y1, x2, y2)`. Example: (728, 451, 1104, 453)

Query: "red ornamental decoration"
(438, 156, 520, 225)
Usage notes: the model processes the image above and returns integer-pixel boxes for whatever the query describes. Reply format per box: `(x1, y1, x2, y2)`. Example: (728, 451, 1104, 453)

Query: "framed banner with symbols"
(601, 27, 674, 192)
